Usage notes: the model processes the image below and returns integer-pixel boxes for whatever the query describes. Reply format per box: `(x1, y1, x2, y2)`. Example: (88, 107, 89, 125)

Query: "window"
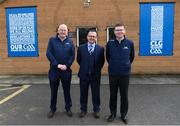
(107, 27, 115, 42)
(77, 27, 97, 46)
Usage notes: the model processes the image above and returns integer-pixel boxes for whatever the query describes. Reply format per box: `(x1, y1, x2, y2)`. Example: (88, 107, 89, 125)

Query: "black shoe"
(93, 112, 100, 118)
(107, 114, 116, 122)
(66, 110, 73, 117)
(79, 111, 87, 118)
(121, 116, 128, 125)
(47, 111, 55, 118)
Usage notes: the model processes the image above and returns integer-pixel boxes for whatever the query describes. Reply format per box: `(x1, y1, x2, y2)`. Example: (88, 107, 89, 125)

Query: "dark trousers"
(80, 76, 100, 112)
(49, 72, 72, 112)
(109, 75, 129, 117)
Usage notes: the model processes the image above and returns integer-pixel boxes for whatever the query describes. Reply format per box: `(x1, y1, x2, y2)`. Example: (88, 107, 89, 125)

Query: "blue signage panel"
(139, 3, 174, 56)
(6, 7, 38, 57)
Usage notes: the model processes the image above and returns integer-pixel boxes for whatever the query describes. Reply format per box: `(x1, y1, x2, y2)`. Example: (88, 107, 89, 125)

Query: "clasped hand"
(57, 64, 67, 71)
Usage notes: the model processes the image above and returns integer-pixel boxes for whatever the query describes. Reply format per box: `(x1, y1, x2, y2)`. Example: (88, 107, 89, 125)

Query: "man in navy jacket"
(46, 24, 75, 118)
(106, 23, 135, 124)
(77, 29, 105, 118)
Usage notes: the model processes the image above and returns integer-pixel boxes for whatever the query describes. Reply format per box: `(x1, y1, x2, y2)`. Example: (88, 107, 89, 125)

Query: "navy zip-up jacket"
(46, 36, 75, 70)
(106, 37, 135, 76)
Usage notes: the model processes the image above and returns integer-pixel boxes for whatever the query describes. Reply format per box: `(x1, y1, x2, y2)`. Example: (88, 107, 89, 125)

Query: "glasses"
(88, 35, 97, 38)
(58, 29, 67, 32)
(114, 29, 124, 32)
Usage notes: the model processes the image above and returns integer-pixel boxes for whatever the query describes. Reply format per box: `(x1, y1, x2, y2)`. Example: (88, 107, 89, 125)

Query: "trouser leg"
(61, 72, 72, 110)
(109, 76, 119, 116)
(80, 78, 89, 112)
(50, 79, 60, 112)
(119, 76, 129, 117)
(90, 77, 100, 112)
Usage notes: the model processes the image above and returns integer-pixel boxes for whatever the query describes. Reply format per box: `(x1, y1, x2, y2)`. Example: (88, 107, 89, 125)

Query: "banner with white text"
(139, 3, 174, 56)
(6, 6, 38, 57)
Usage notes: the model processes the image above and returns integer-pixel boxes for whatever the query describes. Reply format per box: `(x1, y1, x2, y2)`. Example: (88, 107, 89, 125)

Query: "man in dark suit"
(46, 24, 75, 118)
(77, 29, 105, 118)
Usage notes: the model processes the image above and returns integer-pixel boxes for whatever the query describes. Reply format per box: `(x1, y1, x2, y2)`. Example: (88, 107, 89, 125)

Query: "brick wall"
(0, 0, 179, 75)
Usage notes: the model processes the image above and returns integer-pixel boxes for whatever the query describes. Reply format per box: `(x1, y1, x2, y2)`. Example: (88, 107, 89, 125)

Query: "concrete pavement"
(0, 84, 180, 125)
(0, 74, 180, 125)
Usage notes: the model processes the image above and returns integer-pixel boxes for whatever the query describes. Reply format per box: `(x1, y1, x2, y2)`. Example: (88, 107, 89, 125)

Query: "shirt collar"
(57, 35, 67, 42)
(116, 36, 125, 44)
(88, 42, 95, 47)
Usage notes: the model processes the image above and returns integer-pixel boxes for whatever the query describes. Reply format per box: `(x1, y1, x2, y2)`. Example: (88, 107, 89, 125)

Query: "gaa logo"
(10, 44, 35, 52)
(150, 40, 163, 54)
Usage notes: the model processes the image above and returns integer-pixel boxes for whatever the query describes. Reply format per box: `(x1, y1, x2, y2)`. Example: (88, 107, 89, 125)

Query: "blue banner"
(139, 3, 174, 56)
(6, 7, 38, 57)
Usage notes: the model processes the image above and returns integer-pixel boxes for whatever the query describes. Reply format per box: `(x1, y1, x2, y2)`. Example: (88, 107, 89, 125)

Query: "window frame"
(106, 26, 115, 42)
(76, 27, 98, 47)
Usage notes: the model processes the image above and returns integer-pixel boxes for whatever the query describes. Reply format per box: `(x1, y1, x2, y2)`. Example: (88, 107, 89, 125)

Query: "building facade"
(0, 0, 179, 75)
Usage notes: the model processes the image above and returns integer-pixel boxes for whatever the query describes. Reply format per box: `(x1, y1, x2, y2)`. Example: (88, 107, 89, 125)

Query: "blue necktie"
(88, 44, 93, 55)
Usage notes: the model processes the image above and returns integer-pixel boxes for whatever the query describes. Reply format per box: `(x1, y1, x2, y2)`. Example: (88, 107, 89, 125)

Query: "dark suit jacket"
(77, 43, 105, 79)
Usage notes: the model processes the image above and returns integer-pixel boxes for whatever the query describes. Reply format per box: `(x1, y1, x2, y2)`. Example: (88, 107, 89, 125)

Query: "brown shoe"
(47, 111, 55, 118)
(79, 111, 87, 118)
(93, 112, 100, 118)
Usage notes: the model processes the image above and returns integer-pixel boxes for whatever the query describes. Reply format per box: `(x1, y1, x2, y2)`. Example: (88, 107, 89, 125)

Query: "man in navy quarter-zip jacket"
(106, 23, 135, 124)
(46, 24, 75, 118)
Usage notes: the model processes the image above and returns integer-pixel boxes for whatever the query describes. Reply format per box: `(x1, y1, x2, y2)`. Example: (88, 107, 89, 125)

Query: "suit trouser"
(109, 75, 129, 117)
(80, 76, 100, 112)
(49, 72, 72, 112)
